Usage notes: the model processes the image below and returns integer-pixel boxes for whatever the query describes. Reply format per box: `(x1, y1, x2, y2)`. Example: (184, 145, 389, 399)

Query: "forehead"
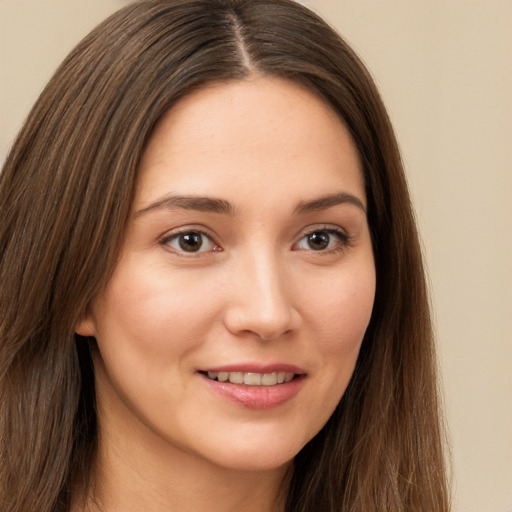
(136, 77, 364, 209)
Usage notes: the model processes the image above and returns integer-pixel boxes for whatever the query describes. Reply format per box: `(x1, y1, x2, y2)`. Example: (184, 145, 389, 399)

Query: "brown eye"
(306, 231, 330, 250)
(294, 227, 349, 253)
(164, 230, 217, 254)
(179, 232, 203, 252)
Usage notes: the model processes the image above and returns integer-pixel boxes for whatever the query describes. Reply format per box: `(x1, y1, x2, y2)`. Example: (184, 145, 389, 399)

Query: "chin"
(194, 427, 311, 473)
(211, 450, 295, 473)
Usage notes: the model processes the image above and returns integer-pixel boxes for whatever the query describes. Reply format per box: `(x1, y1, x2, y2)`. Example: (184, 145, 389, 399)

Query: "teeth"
(244, 373, 262, 385)
(228, 372, 244, 384)
(206, 371, 295, 386)
(261, 373, 278, 386)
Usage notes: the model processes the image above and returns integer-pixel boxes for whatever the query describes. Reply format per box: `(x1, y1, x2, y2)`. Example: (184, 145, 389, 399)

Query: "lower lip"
(200, 374, 305, 409)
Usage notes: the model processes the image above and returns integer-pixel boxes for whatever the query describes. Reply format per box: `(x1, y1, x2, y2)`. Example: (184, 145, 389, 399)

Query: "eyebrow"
(294, 192, 366, 214)
(135, 195, 236, 217)
(135, 191, 366, 217)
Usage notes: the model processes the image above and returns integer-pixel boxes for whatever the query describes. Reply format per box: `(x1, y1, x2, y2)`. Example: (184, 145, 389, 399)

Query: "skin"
(76, 77, 376, 512)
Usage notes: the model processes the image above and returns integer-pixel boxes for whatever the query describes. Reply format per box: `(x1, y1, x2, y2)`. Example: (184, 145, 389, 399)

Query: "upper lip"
(200, 363, 306, 374)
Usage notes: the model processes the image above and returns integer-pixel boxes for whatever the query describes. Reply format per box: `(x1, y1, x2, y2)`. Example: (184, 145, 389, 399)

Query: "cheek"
(289, 265, 375, 441)
(302, 262, 375, 412)
(89, 263, 219, 421)
(91, 261, 221, 361)
(305, 265, 375, 353)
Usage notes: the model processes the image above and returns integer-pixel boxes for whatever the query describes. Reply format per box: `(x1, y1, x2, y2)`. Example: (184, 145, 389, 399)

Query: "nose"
(223, 253, 301, 341)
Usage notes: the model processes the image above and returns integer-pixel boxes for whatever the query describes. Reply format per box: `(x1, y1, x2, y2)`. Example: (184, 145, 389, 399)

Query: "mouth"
(200, 370, 296, 386)
(198, 366, 305, 409)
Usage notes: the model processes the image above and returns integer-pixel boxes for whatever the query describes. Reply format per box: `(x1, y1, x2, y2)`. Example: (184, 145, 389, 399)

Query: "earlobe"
(75, 314, 96, 337)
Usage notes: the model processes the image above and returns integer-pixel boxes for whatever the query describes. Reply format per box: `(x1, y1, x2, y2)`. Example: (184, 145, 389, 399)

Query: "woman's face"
(77, 77, 375, 472)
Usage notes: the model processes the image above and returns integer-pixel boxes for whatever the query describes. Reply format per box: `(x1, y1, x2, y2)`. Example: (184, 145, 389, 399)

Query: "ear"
(75, 311, 96, 337)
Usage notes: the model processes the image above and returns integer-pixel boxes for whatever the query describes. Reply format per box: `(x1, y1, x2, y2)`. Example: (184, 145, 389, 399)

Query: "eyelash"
(293, 225, 352, 255)
(160, 227, 221, 256)
(159, 225, 352, 256)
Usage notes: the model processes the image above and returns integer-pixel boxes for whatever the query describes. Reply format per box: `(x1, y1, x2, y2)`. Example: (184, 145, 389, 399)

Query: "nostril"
(222, 267, 302, 339)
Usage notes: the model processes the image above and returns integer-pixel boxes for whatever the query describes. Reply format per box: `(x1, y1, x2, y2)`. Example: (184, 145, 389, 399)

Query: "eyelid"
(293, 224, 352, 253)
(159, 225, 222, 255)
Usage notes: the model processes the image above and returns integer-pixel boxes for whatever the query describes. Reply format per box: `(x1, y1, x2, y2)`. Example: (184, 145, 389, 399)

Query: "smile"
(205, 371, 295, 386)
(200, 368, 305, 409)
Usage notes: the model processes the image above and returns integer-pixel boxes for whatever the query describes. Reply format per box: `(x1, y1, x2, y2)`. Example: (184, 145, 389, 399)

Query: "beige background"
(1, 1, 511, 511)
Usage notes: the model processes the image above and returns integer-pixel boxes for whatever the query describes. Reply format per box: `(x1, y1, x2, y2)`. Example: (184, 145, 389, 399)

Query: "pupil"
(179, 232, 202, 252)
(308, 231, 329, 250)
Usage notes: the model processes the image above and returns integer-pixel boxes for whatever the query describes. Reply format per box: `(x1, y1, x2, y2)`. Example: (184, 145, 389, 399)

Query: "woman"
(0, 0, 450, 511)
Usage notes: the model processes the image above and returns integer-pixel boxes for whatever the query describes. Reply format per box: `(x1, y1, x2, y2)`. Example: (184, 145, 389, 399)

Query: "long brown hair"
(0, 1, 450, 510)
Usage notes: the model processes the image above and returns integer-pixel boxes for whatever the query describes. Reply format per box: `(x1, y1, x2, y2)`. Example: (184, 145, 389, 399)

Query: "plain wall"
(1, 1, 511, 511)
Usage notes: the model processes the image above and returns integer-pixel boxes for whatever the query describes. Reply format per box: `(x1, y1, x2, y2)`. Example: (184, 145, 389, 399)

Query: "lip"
(203, 363, 306, 374)
(198, 363, 306, 409)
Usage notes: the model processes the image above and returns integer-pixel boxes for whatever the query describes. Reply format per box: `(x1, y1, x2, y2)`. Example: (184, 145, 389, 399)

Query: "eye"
(294, 228, 349, 252)
(162, 230, 219, 254)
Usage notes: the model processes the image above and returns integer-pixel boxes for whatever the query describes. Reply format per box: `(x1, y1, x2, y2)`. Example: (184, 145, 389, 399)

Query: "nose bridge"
(225, 246, 298, 340)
